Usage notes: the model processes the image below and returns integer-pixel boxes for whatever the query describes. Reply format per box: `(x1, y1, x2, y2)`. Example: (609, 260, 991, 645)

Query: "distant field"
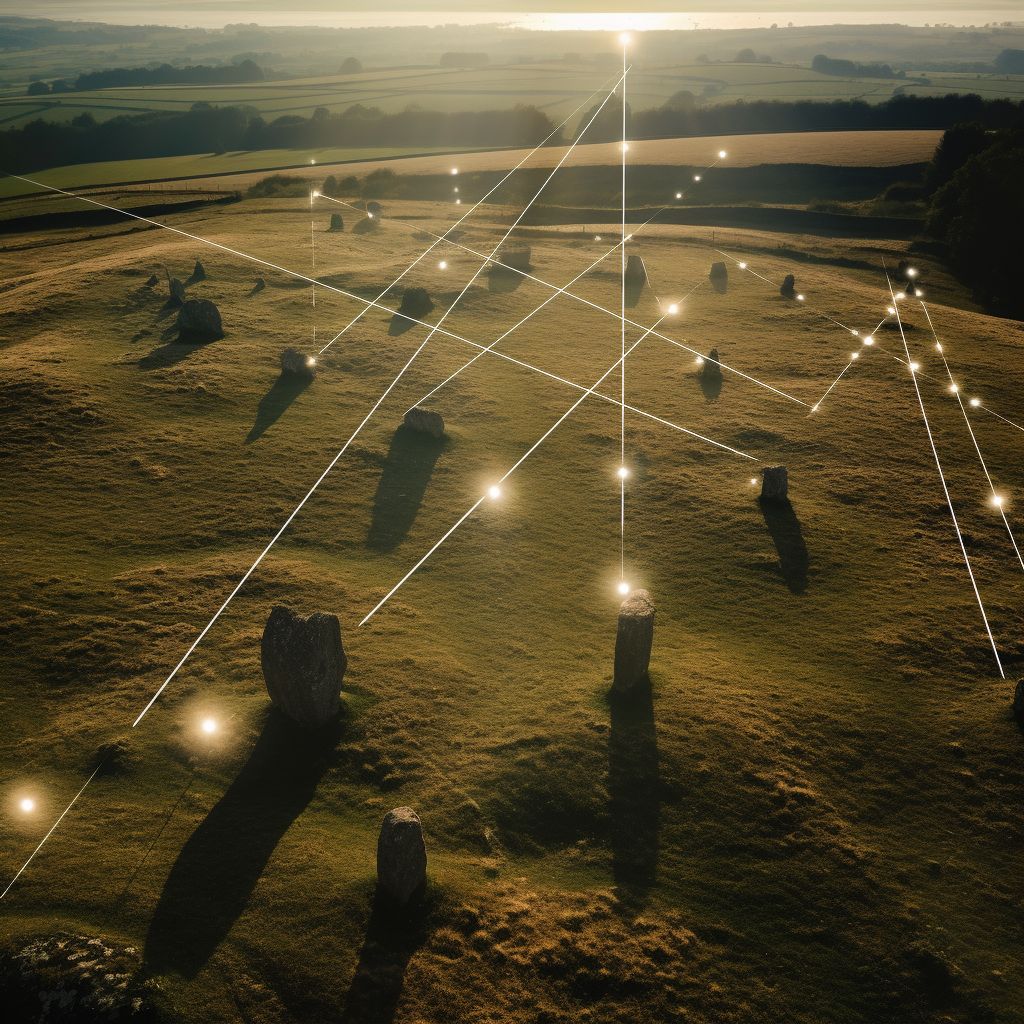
(0, 130, 943, 202)
(2, 60, 1022, 130)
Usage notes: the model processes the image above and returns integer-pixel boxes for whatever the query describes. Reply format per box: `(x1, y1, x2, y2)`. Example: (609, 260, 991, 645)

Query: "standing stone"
(366, 200, 383, 220)
(398, 287, 435, 319)
(145, 274, 159, 287)
(1012, 678, 1024, 726)
(168, 278, 186, 306)
(623, 254, 648, 308)
(377, 807, 427, 905)
(404, 406, 445, 438)
(280, 346, 316, 380)
(192, 260, 206, 281)
(261, 606, 347, 729)
(499, 246, 531, 271)
(329, 213, 344, 232)
(709, 261, 728, 294)
(760, 465, 789, 502)
(780, 274, 796, 299)
(176, 298, 223, 340)
(611, 589, 656, 695)
(253, 277, 266, 292)
(701, 347, 723, 382)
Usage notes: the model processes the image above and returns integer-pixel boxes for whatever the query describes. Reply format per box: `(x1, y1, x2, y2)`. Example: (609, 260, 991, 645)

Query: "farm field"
(3, 59, 1023, 131)
(0, 129, 943, 202)
(1, 178, 1022, 1023)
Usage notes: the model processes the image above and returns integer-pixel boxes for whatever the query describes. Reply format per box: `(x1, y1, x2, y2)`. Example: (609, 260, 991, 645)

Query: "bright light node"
(851, 352, 859, 359)
(617, 467, 628, 479)
(949, 384, 958, 393)
(488, 486, 501, 499)
(797, 294, 804, 300)
(20, 798, 34, 813)
(909, 362, 919, 372)
(694, 174, 701, 181)
(307, 357, 316, 367)
(439, 260, 447, 269)
(367, 212, 374, 218)
(595, 235, 601, 241)
(668, 304, 678, 314)
(750, 478, 757, 485)
(618, 582, 630, 595)
(310, 159, 316, 165)
(453, 187, 459, 193)
(887, 307, 895, 314)
(739, 262, 746, 268)
(970, 398, 980, 407)
(622, 143, 630, 152)
(455, 199, 461, 204)
(812, 404, 819, 412)
(852, 330, 858, 336)
(451, 168, 458, 175)
(907, 268, 917, 276)
(865, 336, 874, 345)
(695, 356, 704, 365)
(675, 192, 682, 199)
(719, 150, 727, 158)
(993, 496, 1004, 506)
(620, 32, 631, 45)
(896, 292, 905, 299)
(312, 190, 320, 197)
(917, 290, 924, 297)
(202, 719, 217, 734)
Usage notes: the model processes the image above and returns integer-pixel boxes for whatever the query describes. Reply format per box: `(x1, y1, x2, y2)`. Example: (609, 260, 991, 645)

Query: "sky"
(4, 1, 1021, 31)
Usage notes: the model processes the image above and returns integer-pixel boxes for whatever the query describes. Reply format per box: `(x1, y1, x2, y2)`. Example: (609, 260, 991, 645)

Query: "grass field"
(1, 182, 1022, 1023)
(0, 130, 944, 202)
(2, 59, 1023, 131)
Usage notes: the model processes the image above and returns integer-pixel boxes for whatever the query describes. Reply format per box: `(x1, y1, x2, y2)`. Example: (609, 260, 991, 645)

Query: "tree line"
(2, 93, 1022, 176)
(27, 60, 265, 94)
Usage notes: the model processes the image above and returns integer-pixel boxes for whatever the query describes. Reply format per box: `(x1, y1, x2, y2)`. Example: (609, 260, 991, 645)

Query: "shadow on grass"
(367, 424, 447, 552)
(245, 372, 312, 443)
(138, 340, 205, 370)
(607, 676, 659, 906)
(698, 368, 722, 402)
(487, 266, 527, 294)
(387, 313, 417, 336)
(143, 709, 340, 978)
(760, 497, 810, 593)
(339, 891, 433, 1024)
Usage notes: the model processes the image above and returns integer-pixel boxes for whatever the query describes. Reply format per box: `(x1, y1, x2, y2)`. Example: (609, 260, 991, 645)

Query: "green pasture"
(4, 60, 1023, 133)
(0, 194, 1021, 1022)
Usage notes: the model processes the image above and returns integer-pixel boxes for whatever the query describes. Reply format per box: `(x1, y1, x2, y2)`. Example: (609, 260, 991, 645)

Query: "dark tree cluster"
(924, 125, 1024, 318)
(811, 54, 903, 79)
(73, 59, 265, 90)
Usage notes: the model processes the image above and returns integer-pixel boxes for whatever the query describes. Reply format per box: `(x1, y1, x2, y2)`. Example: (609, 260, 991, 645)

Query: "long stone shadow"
(138, 340, 205, 370)
(760, 497, 810, 593)
(607, 676, 660, 907)
(366, 424, 447, 552)
(338, 892, 432, 1024)
(487, 266, 527, 293)
(245, 372, 312, 443)
(387, 313, 417, 336)
(144, 709, 340, 978)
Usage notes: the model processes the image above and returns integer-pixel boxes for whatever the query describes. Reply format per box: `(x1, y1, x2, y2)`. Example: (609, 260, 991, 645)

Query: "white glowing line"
(810, 361, 855, 413)
(886, 275, 1004, 677)
(621, 41, 628, 582)
(1, 763, 104, 901)
(313, 77, 621, 356)
(361, 328, 655, 627)
(919, 301, 1024, 572)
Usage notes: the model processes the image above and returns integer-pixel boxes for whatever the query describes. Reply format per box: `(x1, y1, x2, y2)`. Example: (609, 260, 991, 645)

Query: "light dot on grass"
(488, 486, 500, 499)
(675, 192, 682, 199)
(20, 798, 34, 813)
(618, 582, 630, 595)
(797, 294, 804, 300)
(993, 496, 1004, 506)
(909, 362, 919, 372)
(668, 304, 678, 314)
(694, 174, 700, 181)
(865, 336, 874, 345)
(739, 262, 746, 268)
(202, 719, 217, 734)
(719, 150, 726, 158)
(617, 467, 628, 479)
(451, 168, 458, 175)
(949, 383, 958, 393)
(439, 261, 447, 269)
(970, 398, 980, 407)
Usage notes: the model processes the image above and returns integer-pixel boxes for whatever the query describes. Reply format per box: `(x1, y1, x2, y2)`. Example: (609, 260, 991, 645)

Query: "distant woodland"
(3, 94, 1022, 175)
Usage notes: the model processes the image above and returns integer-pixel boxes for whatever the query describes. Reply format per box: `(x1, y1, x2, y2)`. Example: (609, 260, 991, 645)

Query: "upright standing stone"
(1012, 678, 1024, 727)
(377, 807, 427, 905)
(168, 278, 186, 306)
(498, 246, 531, 271)
(398, 287, 435, 319)
(192, 260, 206, 281)
(176, 298, 223, 341)
(261, 606, 347, 729)
(612, 589, 656, 695)
(760, 465, 789, 502)
(366, 200, 383, 220)
(701, 347, 723, 382)
(253, 277, 266, 292)
(623, 254, 648, 308)
(780, 274, 796, 299)
(329, 213, 344, 232)
(709, 261, 728, 294)
(404, 406, 445, 438)
(280, 346, 316, 380)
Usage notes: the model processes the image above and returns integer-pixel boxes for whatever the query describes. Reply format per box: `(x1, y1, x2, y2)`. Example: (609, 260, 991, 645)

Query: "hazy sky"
(7, 1, 1022, 30)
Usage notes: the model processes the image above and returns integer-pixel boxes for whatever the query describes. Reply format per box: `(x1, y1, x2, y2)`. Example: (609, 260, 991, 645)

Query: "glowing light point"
(949, 384, 958, 393)
(451, 168, 458, 175)
(367, 212, 374, 218)
(676, 192, 682, 199)
(896, 292, 905, 300)
(312, 190, 320, 198)
(907, 268, 917, 277)
(812, 404, 819, 412)
(595, 235, 601, 241)
(20, 798, 34, 813)
(695, 356, 704, 365)
(202, 719, 217, 734)
(865, 336, 874, 345)
(618, 582, 630, 595)
(936, 343, 942, 352)
(851, 330, 859, 336)
(453, 187, 459, 193)
(668, 304, 678, 314)
(851, 352, 859, 359)
(739, 262, 746, 268)
(970, 398, 980, 407)
(909, 362, 919, 372)
(694, 174, 701, 181)
(307, 357, 316, 367)
(719, 150, 727, 158)
(887, 306, 895, 314)
(622, 143, 630, 152)
(310, 159, 316, 165)
(797, 294, 804, 301)
(439, 260, 447, 269)
(750, 478, 757, 485)
(455, 199, 461, 205)
(620, 32, 631, 45)
(617, 467, 628, 479)
(488, 486, 501, 500)
(993, 496, 1004, 507)
(917, 290, 924, 297)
